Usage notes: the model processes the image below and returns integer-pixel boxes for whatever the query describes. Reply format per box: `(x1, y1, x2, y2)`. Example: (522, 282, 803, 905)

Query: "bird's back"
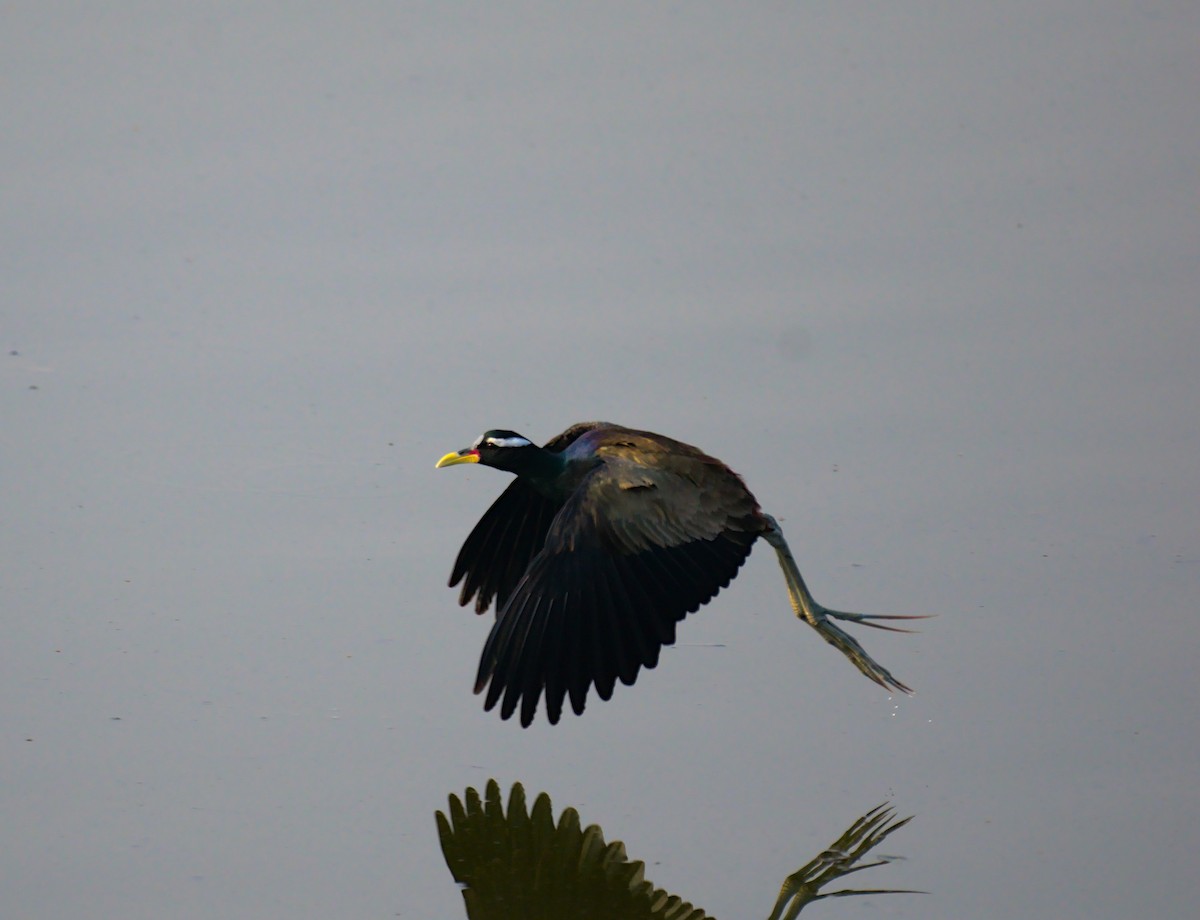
(560, 423, 764, 537)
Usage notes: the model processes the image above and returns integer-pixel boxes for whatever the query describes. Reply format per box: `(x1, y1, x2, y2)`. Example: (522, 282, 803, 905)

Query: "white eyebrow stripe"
(484, 436, 532, 448)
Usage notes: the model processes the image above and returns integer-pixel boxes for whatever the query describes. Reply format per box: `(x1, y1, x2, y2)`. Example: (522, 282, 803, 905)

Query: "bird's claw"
(809, 614, 914, 695)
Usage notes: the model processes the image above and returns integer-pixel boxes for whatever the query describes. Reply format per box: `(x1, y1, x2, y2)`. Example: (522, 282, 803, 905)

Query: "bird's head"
(436, 430, 541, 474)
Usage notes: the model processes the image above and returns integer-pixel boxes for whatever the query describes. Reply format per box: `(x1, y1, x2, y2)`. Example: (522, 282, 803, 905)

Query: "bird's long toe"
(823, 609, 932, 633)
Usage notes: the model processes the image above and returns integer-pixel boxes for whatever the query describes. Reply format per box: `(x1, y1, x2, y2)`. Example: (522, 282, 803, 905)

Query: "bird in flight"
(436, 422, 922, 726)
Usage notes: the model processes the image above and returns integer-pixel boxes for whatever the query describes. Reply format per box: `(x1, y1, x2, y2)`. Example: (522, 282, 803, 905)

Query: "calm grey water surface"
(4, 4, 1198, 918)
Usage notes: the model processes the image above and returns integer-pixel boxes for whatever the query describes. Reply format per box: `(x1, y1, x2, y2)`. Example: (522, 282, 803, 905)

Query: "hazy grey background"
(4, 3, 1197, 918)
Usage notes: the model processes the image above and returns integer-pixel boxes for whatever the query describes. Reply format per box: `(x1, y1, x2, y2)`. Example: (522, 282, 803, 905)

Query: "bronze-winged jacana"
(436, 422, 920, 726)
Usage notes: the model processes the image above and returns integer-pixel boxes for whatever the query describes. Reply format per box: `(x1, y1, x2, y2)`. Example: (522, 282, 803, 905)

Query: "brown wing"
(448, 422, 611, 614)
(475, 451, 763, 726)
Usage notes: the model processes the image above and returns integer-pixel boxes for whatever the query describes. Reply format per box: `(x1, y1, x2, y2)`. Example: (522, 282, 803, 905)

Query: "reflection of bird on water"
(437, 422, 925, 726)
(436, 780, 918, 919)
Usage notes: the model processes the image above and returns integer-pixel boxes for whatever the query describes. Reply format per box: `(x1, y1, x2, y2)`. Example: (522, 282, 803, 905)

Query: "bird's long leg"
(760, 513, 922, 695)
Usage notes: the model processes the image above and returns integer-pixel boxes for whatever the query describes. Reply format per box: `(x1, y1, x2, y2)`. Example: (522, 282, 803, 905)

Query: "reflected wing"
(437, 780, 716, 920)
(475, 456, 762, 726)
(449, 423, 609, 614)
